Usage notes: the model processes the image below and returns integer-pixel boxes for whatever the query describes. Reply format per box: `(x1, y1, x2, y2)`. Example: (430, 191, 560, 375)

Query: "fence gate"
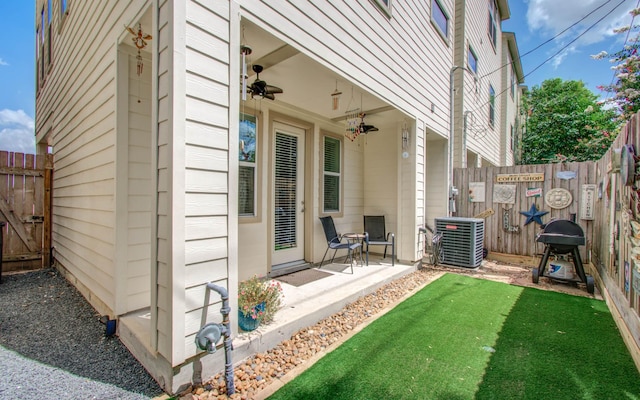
(0, 151, 53, 273)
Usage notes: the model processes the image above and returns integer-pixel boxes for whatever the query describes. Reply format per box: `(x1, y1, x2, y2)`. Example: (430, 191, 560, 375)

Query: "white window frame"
(488, 0, 498, 49)
(431, 0, 449, 42)
(239, 112, 261, 221)
(322, 134, 343, 215)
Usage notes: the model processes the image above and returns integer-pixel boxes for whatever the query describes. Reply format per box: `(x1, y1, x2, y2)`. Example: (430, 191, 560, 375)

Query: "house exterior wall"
(35, 0, 152, 317)
(117, 46, 153, 314)
(36, 0, 524, 393)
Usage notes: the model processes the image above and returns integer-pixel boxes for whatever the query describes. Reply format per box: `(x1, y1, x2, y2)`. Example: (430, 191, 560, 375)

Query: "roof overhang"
(503, 32, 524, 84)
(497, 0, 511, 20)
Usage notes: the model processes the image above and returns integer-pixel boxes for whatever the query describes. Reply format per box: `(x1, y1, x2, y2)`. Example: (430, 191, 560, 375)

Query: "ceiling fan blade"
(365, 126, 379, 133)
(264, 93, 276, 100)
(265, 85, 283, 94)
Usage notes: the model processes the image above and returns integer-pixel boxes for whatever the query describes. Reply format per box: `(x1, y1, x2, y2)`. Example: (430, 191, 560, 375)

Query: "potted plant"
(237, 275, 283, 331)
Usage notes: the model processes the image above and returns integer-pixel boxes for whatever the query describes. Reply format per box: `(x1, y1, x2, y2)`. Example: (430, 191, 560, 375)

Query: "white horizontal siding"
(125, 47, 152, 315)
(35, 0, 152, 318)
(241, 0, 453, 138)
(155, 0, 173, 360)
(148, 0, 234, 364)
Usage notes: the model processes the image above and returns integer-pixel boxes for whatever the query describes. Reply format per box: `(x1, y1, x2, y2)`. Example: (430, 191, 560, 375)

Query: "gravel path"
(0, 268, 165, 400)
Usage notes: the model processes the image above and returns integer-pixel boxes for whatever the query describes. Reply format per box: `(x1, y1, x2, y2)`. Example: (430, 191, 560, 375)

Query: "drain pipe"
(195, 283, 235, 395)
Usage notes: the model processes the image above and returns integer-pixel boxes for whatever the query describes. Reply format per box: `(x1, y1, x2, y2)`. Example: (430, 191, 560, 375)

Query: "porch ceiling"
(241, 20, 400, 128)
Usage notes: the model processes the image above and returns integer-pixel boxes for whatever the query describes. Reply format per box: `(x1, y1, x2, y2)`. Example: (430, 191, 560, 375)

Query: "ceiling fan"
(247, 65, 283, 100)
(357, 113, 378, 134)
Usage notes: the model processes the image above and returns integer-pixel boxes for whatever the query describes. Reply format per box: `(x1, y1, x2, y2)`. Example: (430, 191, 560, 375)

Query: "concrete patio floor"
(232, 255, 418, 365)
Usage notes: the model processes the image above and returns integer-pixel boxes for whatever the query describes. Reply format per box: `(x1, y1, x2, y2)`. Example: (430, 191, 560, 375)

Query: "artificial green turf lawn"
(268, 273, 640, 400)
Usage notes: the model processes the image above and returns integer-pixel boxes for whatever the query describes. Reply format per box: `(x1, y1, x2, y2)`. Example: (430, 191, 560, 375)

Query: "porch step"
(268, 261, 311, 278)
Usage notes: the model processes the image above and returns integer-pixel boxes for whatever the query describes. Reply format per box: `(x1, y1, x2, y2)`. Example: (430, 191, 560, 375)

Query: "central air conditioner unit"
(435, 217, 484, 268)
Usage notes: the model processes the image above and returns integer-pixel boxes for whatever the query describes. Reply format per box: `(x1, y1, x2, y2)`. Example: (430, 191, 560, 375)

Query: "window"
(323, 136, 341, 213)
(488, 0, 498, 48)
(431, 0, 449, 40)
(47, 0, 52, 66)
(489, 85, 495, 127)
(37, 7, 45, 88)
(373, 0, 392, 17)
(40, 8, 45, 44)
(510, 64, 516, 98)
(510, 124, 514, 151)
(468, 45, 478, 74)
(239, 113, 258, 216)
(59, 0, 69, 32)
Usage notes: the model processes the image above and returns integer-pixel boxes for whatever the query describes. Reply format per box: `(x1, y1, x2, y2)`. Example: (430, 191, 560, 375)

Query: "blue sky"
(0, 1, 637, 154)
(0, 1, 35, 154)
(503, 0, 638, 94)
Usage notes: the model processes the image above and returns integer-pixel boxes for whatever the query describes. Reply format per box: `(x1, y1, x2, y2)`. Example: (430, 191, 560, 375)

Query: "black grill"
(533, 219, 594, 294)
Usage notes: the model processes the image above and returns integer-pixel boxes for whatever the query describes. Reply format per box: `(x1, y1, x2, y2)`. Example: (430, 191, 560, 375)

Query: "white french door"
(271, 123, 305, 267)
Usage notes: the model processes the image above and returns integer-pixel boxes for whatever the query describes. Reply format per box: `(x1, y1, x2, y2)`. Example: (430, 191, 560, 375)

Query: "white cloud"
(0, 109, 36, 154)
(526, 0, 637, 65)
(0, 58, 8, 66)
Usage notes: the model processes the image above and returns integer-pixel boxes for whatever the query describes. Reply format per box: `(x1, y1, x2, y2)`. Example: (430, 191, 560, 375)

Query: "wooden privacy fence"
(591, 111, 640, 359)
(453, 162, 595, 260)
(0, 151, 53, 274)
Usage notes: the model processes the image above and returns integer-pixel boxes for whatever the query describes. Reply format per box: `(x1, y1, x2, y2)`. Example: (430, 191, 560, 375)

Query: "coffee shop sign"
(496, 173, 545, 183)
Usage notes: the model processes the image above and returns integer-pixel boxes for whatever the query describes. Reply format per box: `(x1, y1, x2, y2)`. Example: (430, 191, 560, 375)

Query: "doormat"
(276, 269, 333, 287)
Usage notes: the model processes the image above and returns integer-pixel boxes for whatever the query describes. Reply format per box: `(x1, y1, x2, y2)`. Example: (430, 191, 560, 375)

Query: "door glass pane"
(274, 132, 297, 250)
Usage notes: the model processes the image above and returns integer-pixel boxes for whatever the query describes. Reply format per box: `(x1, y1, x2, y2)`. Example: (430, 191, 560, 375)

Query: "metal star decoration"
(519, 203, 548, 226)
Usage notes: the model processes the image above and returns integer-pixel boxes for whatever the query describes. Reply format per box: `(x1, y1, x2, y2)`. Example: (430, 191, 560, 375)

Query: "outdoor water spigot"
(195, 323, 224, 354)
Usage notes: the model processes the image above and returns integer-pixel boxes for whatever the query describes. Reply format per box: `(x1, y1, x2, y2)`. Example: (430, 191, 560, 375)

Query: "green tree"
(520, 78, 618, 164)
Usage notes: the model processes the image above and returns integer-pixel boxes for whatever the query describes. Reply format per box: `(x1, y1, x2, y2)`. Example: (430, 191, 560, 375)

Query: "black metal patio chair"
(319, 216, 362, 274)
(364, 215, 395, 266)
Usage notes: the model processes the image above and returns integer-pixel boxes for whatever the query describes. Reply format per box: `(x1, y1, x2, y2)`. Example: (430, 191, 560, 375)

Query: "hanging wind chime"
(344, 87, 360, 141)
(331, 80, 342, 111)
(127, 23, 152, 103)
(127, 23, 152, 76)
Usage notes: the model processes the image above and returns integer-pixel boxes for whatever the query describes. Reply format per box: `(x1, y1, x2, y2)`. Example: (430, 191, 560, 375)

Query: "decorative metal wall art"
(544, 188, 572, 209)
(469, 182, 485, 202)
(502, 207, 520, 233)
(519, 203, 548, 226)
(580, 184, 596, 220)
(493, 184, 516, 204)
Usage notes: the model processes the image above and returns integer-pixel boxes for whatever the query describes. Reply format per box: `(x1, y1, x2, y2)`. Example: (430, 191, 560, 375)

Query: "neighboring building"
(500, 32, 525, 166)
(35, 0, 523, 393)
(452, 0, 523, 170)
